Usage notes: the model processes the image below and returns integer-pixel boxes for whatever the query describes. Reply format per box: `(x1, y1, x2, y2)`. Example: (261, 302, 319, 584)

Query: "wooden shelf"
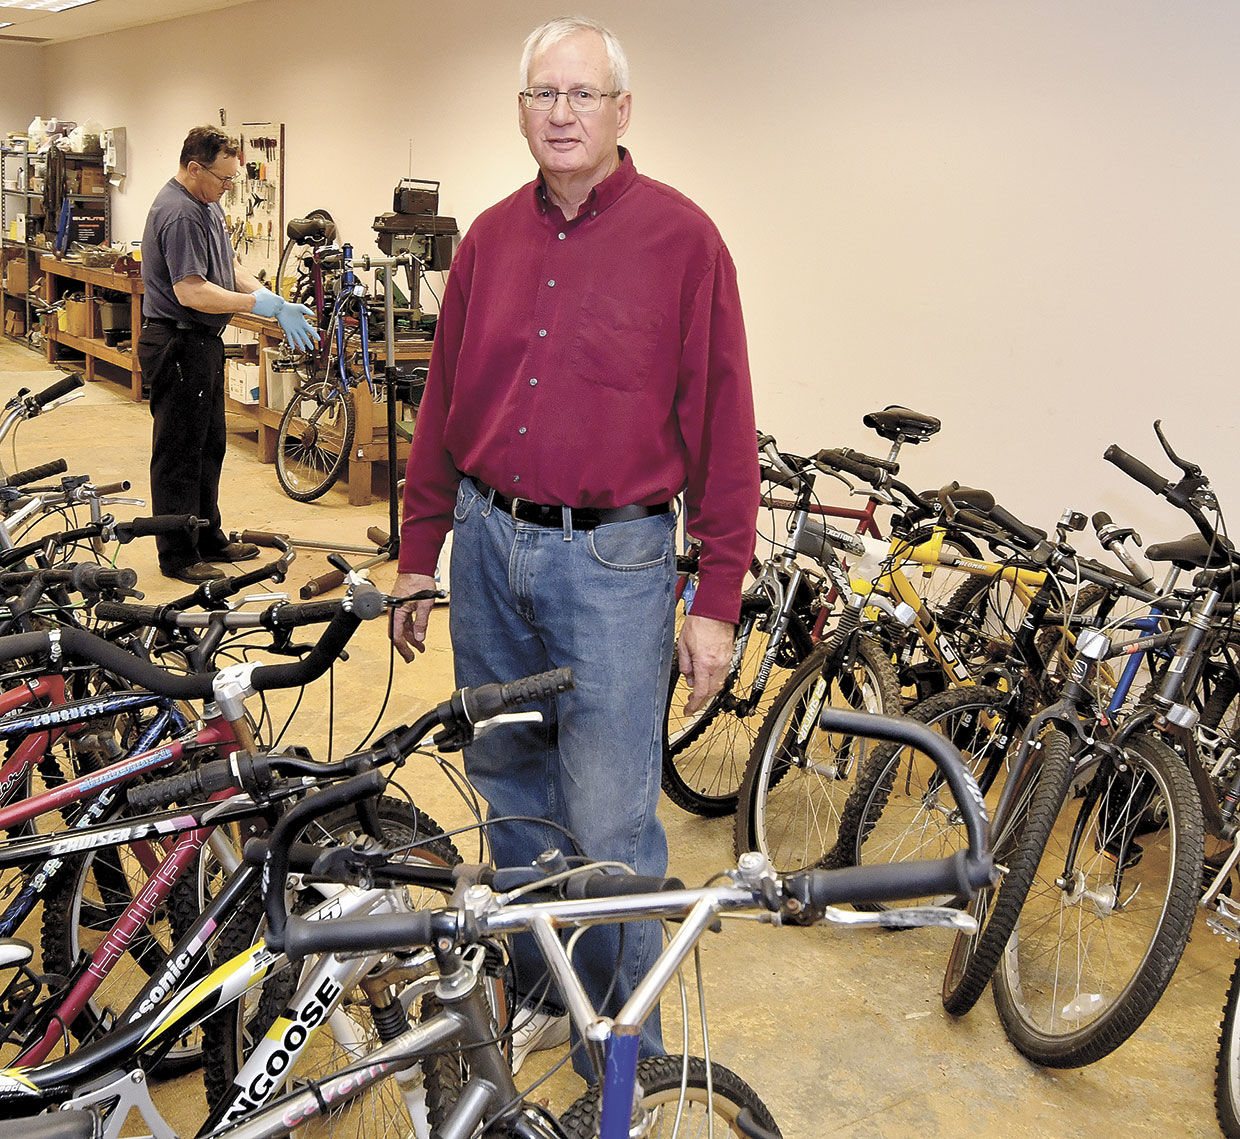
(41, 255, 144, 399)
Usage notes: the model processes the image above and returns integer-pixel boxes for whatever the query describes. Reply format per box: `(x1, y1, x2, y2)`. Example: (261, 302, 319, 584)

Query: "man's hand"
(677, 613, 736, 715)
(390, 571, 437, 663)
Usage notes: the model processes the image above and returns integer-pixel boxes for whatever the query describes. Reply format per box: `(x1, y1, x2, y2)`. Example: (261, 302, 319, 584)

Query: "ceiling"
(0, 0, 259, 45)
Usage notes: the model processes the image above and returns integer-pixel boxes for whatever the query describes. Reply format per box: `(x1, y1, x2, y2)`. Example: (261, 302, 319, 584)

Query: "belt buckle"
(509, 496, 524, 518)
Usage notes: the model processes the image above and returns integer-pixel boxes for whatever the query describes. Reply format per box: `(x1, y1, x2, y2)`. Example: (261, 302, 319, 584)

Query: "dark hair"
(179, 126, 240, 169)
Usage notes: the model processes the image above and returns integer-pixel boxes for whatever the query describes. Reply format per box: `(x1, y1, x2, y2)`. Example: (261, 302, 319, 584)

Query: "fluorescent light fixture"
(0, 0, 98, 10)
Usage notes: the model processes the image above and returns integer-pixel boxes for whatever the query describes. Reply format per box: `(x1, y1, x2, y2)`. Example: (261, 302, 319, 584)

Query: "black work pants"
(138, 321, 231, 568)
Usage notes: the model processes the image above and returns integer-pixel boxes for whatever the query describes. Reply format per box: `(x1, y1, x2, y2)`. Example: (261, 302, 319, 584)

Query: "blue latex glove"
(250, 288, 320, 353)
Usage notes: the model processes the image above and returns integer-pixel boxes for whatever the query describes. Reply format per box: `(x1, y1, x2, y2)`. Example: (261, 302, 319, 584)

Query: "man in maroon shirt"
(390, 15, 759, 1077)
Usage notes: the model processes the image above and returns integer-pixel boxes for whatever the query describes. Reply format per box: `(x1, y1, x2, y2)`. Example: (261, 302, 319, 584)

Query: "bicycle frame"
(0, 692, 239, 1065)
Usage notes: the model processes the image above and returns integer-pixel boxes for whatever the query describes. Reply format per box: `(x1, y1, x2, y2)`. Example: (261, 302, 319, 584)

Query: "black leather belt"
(473, 479, 671, 530)
(143, 317, 224, 338)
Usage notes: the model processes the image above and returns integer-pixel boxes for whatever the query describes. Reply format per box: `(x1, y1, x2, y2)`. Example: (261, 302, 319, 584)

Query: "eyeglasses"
(197, 163, 239, 187)
(519, 87, 620, 114)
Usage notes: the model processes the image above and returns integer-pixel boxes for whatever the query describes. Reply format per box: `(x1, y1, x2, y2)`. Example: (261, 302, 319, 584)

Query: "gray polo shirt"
(140, 177, 236, 331)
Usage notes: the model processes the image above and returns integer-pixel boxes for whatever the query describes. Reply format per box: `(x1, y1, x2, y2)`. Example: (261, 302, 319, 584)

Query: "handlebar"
(262, 665, 576, 949)
(32, 373, 85, 409)
(0, 583, 385, 700)
(273, 704, 994, 958)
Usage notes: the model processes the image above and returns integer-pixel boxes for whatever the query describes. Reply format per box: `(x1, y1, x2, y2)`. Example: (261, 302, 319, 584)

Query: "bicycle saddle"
(1146, 533, 1235, 570)
(863, 405, 941, 444)
(0, 937, 32, 969)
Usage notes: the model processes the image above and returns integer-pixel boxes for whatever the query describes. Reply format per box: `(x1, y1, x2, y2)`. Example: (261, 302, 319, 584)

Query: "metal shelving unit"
(1, 142, 47, 342)
(1, 143, 110, 346)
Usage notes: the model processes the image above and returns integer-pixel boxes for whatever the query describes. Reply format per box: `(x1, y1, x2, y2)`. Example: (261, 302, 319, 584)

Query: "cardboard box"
(64, 295, 89, 338)
(4, 257, 28, 294)
(227, 361, 260, 404)
(79, 166, 106, 195)
(4, 309, 25, 337)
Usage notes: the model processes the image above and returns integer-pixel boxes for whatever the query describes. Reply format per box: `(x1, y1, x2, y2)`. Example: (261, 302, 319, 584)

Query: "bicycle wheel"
(991, 730, 1203, 1066)
(663, 598, 810, 818)
(558, 1054, 781, 1138)
(942, 728, 1076, 1016)
(1217, 949, 1240, 1137)
(733, 635, 901, 872)
(828, 685, 1024, 907)
(274, 379, 355, 502)
(202, 798, 461, 1138)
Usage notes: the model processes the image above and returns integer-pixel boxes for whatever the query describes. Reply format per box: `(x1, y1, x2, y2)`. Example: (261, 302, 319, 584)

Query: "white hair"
(520, 16, 631, 92)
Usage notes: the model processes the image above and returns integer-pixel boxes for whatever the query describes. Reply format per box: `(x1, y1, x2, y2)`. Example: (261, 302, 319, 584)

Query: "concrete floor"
(1, 337, 1237, 1137)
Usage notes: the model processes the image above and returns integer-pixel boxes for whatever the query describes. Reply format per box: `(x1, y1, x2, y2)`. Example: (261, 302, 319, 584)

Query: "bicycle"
(272, 241, 427, 502)
(0, 703, 994, 1139)
(663, 412, 979, 818)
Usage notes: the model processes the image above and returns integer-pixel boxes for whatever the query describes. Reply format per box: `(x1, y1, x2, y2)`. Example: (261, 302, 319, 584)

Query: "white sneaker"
(510, 1009, 571, 1074)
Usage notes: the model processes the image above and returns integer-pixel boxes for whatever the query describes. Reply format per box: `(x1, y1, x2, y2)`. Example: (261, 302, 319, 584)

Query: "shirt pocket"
(569, 293, 666, 393)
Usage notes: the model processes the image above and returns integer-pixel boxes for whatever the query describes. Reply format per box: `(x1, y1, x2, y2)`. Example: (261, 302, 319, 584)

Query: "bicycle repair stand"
(286, 250, 419, 598)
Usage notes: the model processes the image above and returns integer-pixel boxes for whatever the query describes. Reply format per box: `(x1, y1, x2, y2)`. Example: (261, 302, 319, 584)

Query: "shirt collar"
(533, 147, 636, 221)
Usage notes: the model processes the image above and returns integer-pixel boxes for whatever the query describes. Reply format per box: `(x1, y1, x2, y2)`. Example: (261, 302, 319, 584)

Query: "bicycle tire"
(991, 730, 1203, 1067)
(557, 1054, 782, 1138)
(202, 798, 460, 1137)
(828, 684, 1024, 908)
(274, 379, 355, 502)
(942, 727, 1076, 1016)
(1217, 949, 1240, 1137)
(733, 634, 901, 872)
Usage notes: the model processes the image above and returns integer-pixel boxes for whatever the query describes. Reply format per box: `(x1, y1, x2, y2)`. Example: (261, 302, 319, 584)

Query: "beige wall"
(1, 43, 47, 133)
(29, 1, 1240, 551)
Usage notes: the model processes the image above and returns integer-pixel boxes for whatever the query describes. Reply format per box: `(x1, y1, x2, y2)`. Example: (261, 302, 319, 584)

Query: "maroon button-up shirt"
(399, 151, 759, 624)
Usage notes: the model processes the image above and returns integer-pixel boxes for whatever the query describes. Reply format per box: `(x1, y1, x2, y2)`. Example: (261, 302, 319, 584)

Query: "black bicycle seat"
(1146, 533, 1235, 570)
(863, 405, 941, 444)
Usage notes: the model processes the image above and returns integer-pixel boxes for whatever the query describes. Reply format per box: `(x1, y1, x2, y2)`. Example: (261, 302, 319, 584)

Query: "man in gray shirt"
(138, 125, 317, 584)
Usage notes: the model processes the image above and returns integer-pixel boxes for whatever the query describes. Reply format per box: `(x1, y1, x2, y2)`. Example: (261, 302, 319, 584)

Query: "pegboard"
(223, 122, 284, 285)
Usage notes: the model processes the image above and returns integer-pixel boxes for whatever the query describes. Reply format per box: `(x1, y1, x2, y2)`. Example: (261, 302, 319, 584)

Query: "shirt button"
(518, 426, 528, 435)
(558, 232, 566, 241)
(512, 475, 521, 484)
(590, 210, 596, 217)
(529, 378, 538, 386)
(547, 279, 556, 287)
(538, 329, 547, 337)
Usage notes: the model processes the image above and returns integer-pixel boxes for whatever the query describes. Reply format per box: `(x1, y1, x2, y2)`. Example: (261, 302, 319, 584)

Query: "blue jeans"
(448, 478, 676, 1073)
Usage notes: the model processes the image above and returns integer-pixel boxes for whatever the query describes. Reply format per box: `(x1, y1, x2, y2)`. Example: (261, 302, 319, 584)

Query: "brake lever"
(819, 904, 979, 932)
(1154, 419, 1202, 478)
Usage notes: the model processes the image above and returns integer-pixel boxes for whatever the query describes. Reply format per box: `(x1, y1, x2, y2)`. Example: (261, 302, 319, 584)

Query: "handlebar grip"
(460, 667, 575, 723)
(113, 515, 201, 543)
(72, 564, 138, 594)
(759, 463, 799, 491)
(283, 910, 437, 959)
(785, 850, 994, 909)
(235, 529, 289, 548)
(564, 870, 686, 899)
(91, 481, 132, 496)
(2, 458, 69, 488)
(1103, 444, 1171, 496)
(841, 448, 899, 475)
(126, 758, 236, 813)
(815, 448, 883, 485)
(938, 483, 996, 513)
(987, 504, 1046, 550)
(92, 601, 167, 627)
(264, 589, 384, 628)
(1092, 511, 1113, 532)
(33, 373, 84, 408)
(300, 568, 346, 599)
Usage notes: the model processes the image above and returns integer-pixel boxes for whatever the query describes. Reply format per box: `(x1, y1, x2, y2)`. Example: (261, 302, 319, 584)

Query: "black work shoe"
(162, 561, 225, 585)
(203, 541, 260, 563)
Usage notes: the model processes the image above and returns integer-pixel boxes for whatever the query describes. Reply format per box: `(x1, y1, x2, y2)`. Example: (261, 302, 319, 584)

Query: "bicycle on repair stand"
(270, 214, 428, 503)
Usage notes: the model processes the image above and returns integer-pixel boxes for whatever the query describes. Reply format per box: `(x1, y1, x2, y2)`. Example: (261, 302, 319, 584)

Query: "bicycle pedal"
(1207, 894, 1240, 942)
